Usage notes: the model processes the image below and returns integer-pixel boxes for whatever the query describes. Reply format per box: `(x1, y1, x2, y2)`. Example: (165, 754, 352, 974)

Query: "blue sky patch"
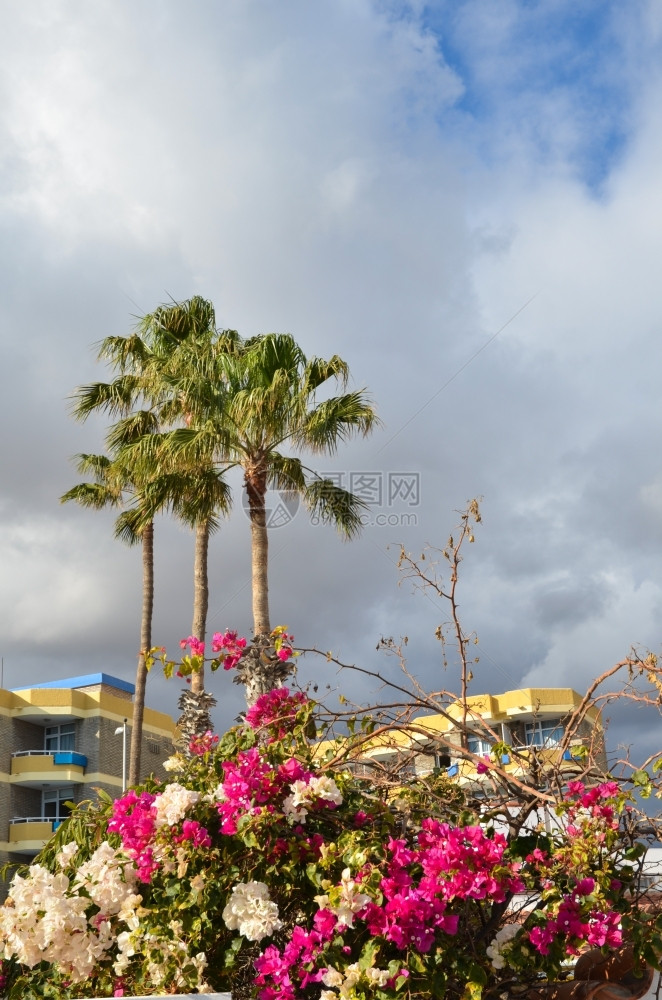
(412, 0, 637, 192)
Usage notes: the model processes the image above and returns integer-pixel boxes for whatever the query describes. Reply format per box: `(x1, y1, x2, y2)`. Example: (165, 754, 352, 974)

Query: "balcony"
(11, 750, 87, 787)
(447, 742, 588, 782)
(8, 817, 61, 854)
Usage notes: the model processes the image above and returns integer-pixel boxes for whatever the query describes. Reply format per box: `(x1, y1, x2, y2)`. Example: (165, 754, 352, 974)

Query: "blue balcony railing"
(53, 751, 87, 767)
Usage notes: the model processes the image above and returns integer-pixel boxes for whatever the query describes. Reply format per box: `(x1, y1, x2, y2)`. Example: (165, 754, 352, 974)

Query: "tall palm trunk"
(129, 520, 154, 788)
(191, 518, 209, 695)
(241, 465, 289, 708)
(245, 464, 270, 637)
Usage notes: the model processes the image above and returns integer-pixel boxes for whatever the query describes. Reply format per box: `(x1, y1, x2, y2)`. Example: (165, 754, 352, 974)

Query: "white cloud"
(0, 515, 121, 642)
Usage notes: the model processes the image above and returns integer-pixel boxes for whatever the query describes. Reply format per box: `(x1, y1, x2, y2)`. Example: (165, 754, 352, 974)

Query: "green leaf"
(462, 980, 484, 1000)
(358, 938, 379, 971)
(306, 862, 323, 887)
(409, 952, 426, 974)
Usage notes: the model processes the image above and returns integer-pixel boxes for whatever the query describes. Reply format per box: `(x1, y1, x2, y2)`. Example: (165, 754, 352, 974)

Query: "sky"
(1, 0, 662, 761)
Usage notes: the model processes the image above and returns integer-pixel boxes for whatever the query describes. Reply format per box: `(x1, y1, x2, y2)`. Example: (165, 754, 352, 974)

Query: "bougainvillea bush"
(0, 684, 659, 999)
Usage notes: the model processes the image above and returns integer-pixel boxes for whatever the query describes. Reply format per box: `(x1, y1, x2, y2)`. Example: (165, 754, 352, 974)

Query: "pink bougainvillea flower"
(180, 635, 205, 657)
(211, 629, 247, 669)
(189, 730, 220, 756)
(246, 688, 309, 736)
(566, 780, 585, 797)
(174, 819, 212, 848)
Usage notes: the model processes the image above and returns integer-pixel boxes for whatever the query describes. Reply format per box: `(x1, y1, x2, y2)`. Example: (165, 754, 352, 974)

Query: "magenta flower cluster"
(564, 780, 621, 837)
(528, 882, 622, 956)
(179, 635, 205, 657)
(521, 781, 626, 957)
(255, 910, 337, 1000)
(173, 820, 212, 849)
(211, 629, 248, 670)
(253, 819, 526, 1000)
(245, 687, 308, 736)
(271, 628, 296, 663)
(363, 822, 523, 951)
(216, 747, 316, 836)
(108, 788, 212, 879)
(179, 630, 247, 671)
(189, 730, 220, 756)
(107, 790, 158, 883)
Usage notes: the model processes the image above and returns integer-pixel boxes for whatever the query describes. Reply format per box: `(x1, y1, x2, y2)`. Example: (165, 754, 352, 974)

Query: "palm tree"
(134, 333, 380, 703)
(107, 416, 232, 698)
(71, 298, 237, 703)
(60, 447, 158, 788)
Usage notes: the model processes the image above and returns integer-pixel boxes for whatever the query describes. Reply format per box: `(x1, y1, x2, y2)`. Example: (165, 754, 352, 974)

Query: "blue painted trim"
(11, 673, 134, 695)
(53, 752, 87, 768)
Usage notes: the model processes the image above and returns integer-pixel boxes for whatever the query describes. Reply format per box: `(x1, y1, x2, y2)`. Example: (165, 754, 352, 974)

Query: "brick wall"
(11, 786, 41, 819)
(139, 730, 173, 784)
(10, 719, 44, 755)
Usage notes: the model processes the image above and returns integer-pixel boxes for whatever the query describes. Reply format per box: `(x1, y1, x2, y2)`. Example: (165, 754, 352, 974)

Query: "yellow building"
(0, 673, 174, 873)
(326, 687, 604, 785)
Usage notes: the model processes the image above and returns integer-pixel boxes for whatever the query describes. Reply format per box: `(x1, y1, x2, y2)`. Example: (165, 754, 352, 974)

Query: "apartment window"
(524, 719, 563, 747)
(42, 787, 75, 821)
(467, 735, 492, 755)
(44, 723, 76, 752)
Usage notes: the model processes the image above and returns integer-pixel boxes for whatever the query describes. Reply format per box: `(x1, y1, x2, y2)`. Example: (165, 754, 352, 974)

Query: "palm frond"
(97, 334, 153, 373)
(295, 391, 380, 454)
(302, 355, 350, 394)
(106, 411, 161, 452)
(72, 453, 112, 480)
(242, 334, 306, 386)
(164, 425, 236, 464)
(136, 295, 217, 352)
(60, 482, 122, 510)
(267, 453, 307, 493)
(69, 376, 144, 420)
(302, 479, 368, 539)
(114, 508, 146, 546)
(169, 468, 233, 529)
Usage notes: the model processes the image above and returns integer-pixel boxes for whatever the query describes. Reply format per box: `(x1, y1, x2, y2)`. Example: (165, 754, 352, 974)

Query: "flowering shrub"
(0, 681, 659, 998)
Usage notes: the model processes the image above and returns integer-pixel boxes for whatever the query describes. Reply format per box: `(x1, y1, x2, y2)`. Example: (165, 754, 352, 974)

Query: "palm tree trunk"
(245, 465, 270, 636)
(191, 518, 209, 695)
(129, 519, 154, 788)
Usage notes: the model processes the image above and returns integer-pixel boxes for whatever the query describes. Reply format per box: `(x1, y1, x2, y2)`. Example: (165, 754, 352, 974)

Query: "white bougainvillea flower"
(153, 783, 200, 827)
(222, 881, 282, 941)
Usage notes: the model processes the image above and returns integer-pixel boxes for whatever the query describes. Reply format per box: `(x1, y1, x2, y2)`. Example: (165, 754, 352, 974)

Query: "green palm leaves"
(65, 296, 379, 728)
(136, 329, 380, 638)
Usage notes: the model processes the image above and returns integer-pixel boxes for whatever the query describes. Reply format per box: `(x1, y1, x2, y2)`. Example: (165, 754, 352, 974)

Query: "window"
(467, 735, 492, 755)
(45, 723, 75, 753)
(42, 787, 75, 821)
(524, 719, 563, 747)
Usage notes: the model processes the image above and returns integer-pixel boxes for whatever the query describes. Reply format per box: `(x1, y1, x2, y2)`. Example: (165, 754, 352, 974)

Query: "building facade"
(340, 687, 605, 784)
(0, 673, 175, 884)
